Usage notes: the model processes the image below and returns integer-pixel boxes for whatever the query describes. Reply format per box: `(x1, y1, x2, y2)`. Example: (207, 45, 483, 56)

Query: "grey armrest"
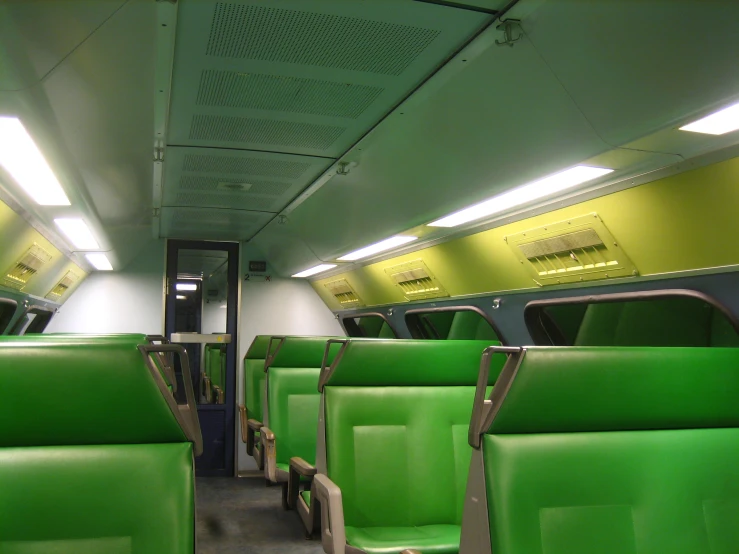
(245, 417, 263, 459)
(314, 474, 346, 554)
(288, 457, 316, 510)
(238, 405, 248, 443)
(261, 426, 277, 482)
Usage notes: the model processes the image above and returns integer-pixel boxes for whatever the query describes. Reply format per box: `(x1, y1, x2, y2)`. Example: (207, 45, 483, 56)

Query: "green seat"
(463, 346, 739, 554)
(241, 335, 272, 468)
(0, 337, 198, 553)
(261, 336, 341, 485)
(313, 339, 505, 554)
(204, 343, 226, 403)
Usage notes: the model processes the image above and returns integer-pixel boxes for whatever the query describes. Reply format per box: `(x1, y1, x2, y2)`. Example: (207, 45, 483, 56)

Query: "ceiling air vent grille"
(505, 213, 638, 286)
(182, 154, 310, 179)
(325, 279, 363, 309)
(46, 270, 80, 301)
(385, 259, 448, 301)
(3, 243, 53, 290)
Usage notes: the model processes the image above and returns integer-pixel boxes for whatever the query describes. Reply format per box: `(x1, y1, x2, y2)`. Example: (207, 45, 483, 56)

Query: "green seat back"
(323, 340, 504, 529)
(266, 336, 341, 467)
(243, 336, 271, 422)
(0, 338, 194, 553)
(206, 345, 225, 391)
(481, 347, 739, 554)
(447, 311, 499, 341)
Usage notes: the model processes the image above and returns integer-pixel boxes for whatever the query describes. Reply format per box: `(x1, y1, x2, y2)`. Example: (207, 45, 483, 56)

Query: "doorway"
(165, 240, 239, 476)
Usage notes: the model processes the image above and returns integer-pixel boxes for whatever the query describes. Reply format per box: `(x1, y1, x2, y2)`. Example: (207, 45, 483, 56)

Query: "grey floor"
(196, 476, 324, 554)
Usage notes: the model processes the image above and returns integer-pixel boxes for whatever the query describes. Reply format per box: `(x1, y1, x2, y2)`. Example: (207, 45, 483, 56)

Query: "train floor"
(196, 476, 323, 554)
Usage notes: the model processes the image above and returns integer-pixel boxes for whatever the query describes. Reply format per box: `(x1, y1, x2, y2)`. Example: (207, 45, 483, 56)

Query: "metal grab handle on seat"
(138, 343, 203, 457)
(146, 335, 177, 393)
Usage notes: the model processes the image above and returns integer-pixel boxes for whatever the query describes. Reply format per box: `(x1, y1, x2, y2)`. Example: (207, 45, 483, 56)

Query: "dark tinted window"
(526, 293, 739, 347)
(343, 315, 396, 338)
(12, 308, 54, 335)
(0, 298, 17, 334)
(406, 309, 500, 341)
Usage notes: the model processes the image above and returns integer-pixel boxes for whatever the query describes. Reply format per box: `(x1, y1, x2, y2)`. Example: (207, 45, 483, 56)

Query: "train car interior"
(2, 0, 739, 552)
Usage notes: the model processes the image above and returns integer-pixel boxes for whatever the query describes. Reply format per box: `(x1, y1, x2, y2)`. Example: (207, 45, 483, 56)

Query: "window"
(0, 298, 17, 334)
(525, 290, 739, 347)
(406, 307, 500, 341)
(11, 306, 54, 335)
(342, 314, 396, 338)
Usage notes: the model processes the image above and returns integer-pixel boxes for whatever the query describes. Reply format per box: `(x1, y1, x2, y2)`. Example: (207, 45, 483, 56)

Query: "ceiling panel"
(160, 206, 272, 242)
(162, 146, 332, 213)
(166, 0, 491, 157)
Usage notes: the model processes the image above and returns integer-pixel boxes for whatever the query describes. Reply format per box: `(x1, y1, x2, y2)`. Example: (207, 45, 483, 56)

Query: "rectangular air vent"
(505, 213, 638, 286)
(3, 243, 53, 290)
(325, 278, 363, 308)
(385, 259, 448, 301)
(46, 270, 80, 300)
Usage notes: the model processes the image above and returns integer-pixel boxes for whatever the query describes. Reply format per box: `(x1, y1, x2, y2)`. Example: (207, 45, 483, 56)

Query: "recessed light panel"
(679, 101, 739, 135)
(292, 264, 337, 278)
(338, 236, 418, 261)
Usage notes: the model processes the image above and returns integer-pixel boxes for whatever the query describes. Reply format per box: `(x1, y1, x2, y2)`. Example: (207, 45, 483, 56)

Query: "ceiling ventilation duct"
(385, 259, 448, 301)
(3, 243, 53, 290)
(46, 270, 80, 301)
(505, 213, 638, 286)
(325, 278, 363, 309)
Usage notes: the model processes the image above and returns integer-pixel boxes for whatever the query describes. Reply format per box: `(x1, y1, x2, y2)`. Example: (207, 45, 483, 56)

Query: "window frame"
(524, 288, 739, 346)
(404, 305, 504, 342)
(11, 305, 55, 335)
(0, 298, 18, 335)
(340, 312, 398, 338)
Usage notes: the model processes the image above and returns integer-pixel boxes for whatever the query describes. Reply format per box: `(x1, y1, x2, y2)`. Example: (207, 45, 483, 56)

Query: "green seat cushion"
(483, 429, 739, 554)
(345, 524, 461, 554)
(268, 367, 321, 466)
(244, 358, 266, 421)
(301, 490, 310, 505)
(0, 443, 194, 554)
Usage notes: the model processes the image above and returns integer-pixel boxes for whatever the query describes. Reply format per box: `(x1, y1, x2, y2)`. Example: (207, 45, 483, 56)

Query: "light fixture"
(176, 295, 186, 300)
(54, 218, 100, 249)
(679, 101, 739, 135)
(337, 236, 418, 261)
(428, 165, 614, 228)
(220, 304, 228, 309)
(176, 282, 198, 291)
(0, 117, 71, 205)
(292, 264, 337, 278)
(85, 253, 113, 271)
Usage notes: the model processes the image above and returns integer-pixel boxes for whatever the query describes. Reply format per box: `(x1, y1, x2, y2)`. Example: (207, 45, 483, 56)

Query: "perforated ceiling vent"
(46, 269, 80, 301)
(3, 243, 53, 290)
(197, 70, 383, 119)
(325, 278, 363, 309)
(385, 259, 448, 301)
(206, 4, 441, 76)
(505, 213, 638, 286)
(183, 154, 311, 179)
(189, 115, 346, 150)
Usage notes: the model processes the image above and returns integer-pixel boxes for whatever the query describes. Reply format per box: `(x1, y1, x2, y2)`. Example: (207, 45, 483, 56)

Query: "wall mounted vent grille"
(505, 213, 638, 286)
(385, 259, 448, 301)
(325, 278, 363, 308)
(206, 4, 440, 76)
(196, 70, 383, 119)
(189, 114, 346, 150)
(46, 270, 80, 301)
(3, 243, 53, 290)
(182, 154, 311, 179)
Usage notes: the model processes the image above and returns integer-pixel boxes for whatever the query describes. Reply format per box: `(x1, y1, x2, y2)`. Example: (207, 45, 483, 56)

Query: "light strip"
(428, 165, 614, 228)
(176, 295, 186, 300)
(176, 282, 198, 291)
(679, 101, 739, 135)
(0, 117, 70, 205)
(292, 264, 337, 278)
(85, 253, 113, 271)
(54, 218, 100, 249)
(338, 236, 419, 261)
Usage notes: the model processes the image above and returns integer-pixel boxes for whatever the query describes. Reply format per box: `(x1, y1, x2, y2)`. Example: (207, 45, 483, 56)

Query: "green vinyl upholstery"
(264, 336, 341, 481)
(323, 339, 505, 554)
(243, 335, 271, 423)
(0, 337, 195, 553)
(205, 344, 226, 401)
(480, 346, 739, 554)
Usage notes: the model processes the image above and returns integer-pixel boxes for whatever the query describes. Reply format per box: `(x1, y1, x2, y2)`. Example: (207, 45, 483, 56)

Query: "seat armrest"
(261, 426, 277, 482)
(245, 417, 263, 458)
(239, 405, 248, 443)
(247, 419, 263, 431)
(288, 457, 316, 510)
(314, 474, 346, 554)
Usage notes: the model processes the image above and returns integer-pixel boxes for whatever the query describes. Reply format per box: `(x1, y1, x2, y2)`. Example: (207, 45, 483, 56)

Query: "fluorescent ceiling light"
(292, 264, 337, 278)
(338, 236, 419, 261)
(679, 101, 739, 135)
(54, 218, 100, 249)
(428, 165, 614, 228)
(85, 253, 113, 271)
(176, 282, 198, 291)
(176, 295, 186, 300)
(0, 117, 70, 205)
